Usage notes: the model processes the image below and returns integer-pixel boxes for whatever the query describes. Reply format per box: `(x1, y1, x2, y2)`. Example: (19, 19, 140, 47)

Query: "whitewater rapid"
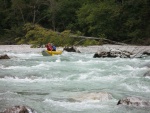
(0, 45, 150, 113)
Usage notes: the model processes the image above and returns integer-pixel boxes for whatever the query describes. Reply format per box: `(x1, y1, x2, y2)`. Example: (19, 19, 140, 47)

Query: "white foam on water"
(31, 63, 50, 69)
(0, 45, 150, 113)
(1, 62, 52, 70)
(77, 73, 89, 80)
(13, 58, 26, 62)
(44, 99, 107, 111)
(120, 83, 134, 91)
(1, 65, 29, 70)
(1, 63, 46, 70)
(7, 52, 42, 59)
(145, 76, 150, 79)
(137, 84, 150, 92)
(113, 65, 134, 71)
(74, 71, 98, 81)
(120, 83, 150, 92)
(89, 75, 124, 82)
(0, 91, 18, 96)
(77, 59, 110, 64)
(76, 59, 83, 63)
(0, 76, 70, 83)
(65, 72, 121, 82)
(65, 73, 81, 81)
(67, 68, 128, 82)
(112, 65, 148, 73)
(132, 66, 148, 71)
(27, 107, 37, 113)
(0, 76, 48, 83)
(0, 64, 5, 69)
(56, 58, 61, 62)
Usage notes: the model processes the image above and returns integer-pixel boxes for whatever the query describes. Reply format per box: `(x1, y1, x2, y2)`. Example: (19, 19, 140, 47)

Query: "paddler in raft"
(45, 43, 56, 51)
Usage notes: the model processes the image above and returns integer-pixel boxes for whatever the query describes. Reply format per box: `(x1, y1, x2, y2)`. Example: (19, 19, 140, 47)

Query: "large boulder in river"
(63, 46, 81, 53)
(68, 92, 112, 102)
(117, 97, 150, 107)
(0, 54, 10, 59)
(3, 105, 37, 113)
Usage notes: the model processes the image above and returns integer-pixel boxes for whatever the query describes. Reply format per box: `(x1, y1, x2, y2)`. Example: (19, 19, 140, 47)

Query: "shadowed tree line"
(0, 0, 149, 46)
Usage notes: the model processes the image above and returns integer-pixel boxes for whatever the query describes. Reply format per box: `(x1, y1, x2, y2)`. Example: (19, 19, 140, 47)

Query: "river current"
(0, 45, 150, 113)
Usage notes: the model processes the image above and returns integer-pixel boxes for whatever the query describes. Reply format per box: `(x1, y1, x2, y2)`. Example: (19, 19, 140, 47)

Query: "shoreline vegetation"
(0, 26, 150, 46)
(0, 0, 150, 46)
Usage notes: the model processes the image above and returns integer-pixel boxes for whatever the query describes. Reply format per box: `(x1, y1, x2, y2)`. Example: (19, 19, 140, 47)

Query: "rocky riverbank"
(0, 45, 150, 53)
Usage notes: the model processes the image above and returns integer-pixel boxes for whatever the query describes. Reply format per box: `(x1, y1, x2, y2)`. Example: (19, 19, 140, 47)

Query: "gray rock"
(0, 54, 10, 59)
(69, 92, 112, 102)
(63, 46, 81, 53)
(143, 51, 150, 56)
(3, 105, 37, 113)
(117, 97, 150, 107)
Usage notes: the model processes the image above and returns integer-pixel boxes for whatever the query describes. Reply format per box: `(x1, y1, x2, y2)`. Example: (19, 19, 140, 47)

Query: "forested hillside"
(0, 0, 149, 45)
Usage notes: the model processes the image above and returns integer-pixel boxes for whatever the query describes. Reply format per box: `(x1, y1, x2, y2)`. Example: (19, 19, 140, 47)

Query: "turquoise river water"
(0, 46, 150, 113)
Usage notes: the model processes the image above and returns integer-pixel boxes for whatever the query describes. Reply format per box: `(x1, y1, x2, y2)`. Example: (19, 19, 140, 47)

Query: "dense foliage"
(0, 0, 149, 45)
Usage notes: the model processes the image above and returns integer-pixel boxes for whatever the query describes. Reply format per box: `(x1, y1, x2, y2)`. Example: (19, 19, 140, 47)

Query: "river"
(0, 45, 150, 113)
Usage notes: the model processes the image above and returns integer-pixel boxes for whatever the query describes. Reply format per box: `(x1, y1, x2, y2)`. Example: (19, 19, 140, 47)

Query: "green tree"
(0, 0, 149, 45)
(77, 1, 119, 38)
(55, 0, 84, 31)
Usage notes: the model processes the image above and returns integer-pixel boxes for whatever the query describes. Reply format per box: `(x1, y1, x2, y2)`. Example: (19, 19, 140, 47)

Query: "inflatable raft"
(42, 50, 63, 56)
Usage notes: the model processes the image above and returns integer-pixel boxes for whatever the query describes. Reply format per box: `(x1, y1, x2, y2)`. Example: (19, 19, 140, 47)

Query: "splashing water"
(0, 45, 150, 113)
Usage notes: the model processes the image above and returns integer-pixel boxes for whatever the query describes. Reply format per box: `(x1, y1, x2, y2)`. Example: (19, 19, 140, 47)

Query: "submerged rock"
(3, 105, 37, 113)
(0, 54, 10, 59)
(143, 70, 150, 77)
(139, 62, 150, 69)
(69, 92, 112, 102)
(63, 46, 80, 53)
(117, 97, 150, 107)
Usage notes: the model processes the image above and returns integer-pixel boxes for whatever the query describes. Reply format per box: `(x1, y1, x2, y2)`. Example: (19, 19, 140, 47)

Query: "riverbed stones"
(117, 97, 150, 107)
(0, 54, 10, 59)
(3, 105, 37, 113)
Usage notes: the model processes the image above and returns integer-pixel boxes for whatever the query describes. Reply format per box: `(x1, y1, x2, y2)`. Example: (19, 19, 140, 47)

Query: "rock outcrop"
(0, 54, 10, 59)
(93, 49, 132, 58)
(3, 105, 37, 113)
(117, 97, 150, 107)
(63, 46, 81, 53)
